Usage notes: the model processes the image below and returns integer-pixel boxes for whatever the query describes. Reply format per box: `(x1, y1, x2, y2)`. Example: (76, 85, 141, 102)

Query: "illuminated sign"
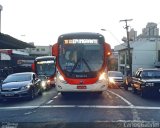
(64, 39, 98, 44)
(37, 60, 55, 64)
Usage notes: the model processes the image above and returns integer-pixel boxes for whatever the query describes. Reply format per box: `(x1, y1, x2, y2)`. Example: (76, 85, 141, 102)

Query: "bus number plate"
(77, 86, 86, 89)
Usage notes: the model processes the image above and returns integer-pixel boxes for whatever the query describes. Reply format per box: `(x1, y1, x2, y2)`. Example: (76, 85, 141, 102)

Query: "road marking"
(24, 111, 33, 115)
(107, 90, 133, 106)
(53, 96, 58, 99)
(1, 105, 160, 110)
(107, 90, 140, 121)
(46, 100, 53, 104)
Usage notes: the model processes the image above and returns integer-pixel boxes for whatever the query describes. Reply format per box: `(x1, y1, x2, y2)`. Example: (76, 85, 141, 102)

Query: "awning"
(0, 33, 35, 49)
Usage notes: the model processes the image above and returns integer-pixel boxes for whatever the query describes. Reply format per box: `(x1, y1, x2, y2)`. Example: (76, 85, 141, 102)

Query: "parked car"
(107, 71, 124, 88)
(0, 72, 42, 100)
(127, 68, 160, 98)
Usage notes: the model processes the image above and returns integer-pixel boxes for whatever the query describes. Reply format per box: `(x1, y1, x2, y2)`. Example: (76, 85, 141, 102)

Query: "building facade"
(115, 22, 160, 75)
(28, 45, 52, 57)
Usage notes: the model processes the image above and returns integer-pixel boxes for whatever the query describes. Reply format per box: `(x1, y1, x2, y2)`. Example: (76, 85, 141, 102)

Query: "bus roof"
(35, 56, 56, 61)
(58, 32, 105, 42)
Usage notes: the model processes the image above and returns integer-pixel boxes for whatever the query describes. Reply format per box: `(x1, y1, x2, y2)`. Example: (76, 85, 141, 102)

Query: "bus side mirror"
(104, 43, 112, 57)
(32, 63, 35, 72)
(52, 43, 58, 56)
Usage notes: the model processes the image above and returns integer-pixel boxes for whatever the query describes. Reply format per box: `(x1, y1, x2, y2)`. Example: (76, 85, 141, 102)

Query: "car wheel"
(38, 88, 43, 95)
(124, 84, 128, 90)
(140, 89, 147, 98)
(29, 89, 35, 100)
(131, 86, 137, 94)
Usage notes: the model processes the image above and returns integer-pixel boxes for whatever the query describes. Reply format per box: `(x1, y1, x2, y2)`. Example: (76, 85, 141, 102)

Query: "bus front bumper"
(56, 80, 108, 92)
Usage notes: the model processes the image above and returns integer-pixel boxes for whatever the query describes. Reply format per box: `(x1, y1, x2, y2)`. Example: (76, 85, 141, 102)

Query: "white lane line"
(107, 90, 133, 106)
(53, 96, 58, 99)
(107, 90, 140, 121)
(1, 105, 160, 110)
(24, 111, 33, 115)
(46, 100, 54, 104)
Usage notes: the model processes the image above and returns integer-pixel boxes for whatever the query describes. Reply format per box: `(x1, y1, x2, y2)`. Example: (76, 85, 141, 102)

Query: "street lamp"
(100, 29, 121, 44)
(0, 4, 3, 32)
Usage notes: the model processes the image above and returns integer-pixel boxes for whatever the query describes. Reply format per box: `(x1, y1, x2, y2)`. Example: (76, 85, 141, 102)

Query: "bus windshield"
(58, 40, 104, 78)
(36, 60, 56, 77)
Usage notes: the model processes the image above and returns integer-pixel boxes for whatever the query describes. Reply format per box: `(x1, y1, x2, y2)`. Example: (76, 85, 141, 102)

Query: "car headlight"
(47, 80, 51, 84)
(41, 81, 47, 89)
(99, 72, 106, 81)
(21, 84, 31, 90)
(109, 77, 115, 84)
(146, 83, 154, 86)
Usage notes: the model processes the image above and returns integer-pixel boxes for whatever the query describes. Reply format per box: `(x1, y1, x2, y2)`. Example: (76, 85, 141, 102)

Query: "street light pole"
(120, 19, 133, 75)
(0, 4, 3, 33)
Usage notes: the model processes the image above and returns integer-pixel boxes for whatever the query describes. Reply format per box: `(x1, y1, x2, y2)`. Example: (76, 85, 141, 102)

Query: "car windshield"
(108, 71, 123, 77)
(36, 60, 56, 77)
(142, 70, 160, 79)
(3, 74, 31, 83)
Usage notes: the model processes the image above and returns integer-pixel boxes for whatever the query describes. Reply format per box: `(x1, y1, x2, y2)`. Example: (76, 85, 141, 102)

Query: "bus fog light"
(101, 85, 105, 88)
(58, 85, 62, 89)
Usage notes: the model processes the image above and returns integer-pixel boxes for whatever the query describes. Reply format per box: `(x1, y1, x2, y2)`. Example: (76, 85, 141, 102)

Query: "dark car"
(129, 68, 160, 98)
(0, 72, 42, 100)
(107, 71, 124, 88)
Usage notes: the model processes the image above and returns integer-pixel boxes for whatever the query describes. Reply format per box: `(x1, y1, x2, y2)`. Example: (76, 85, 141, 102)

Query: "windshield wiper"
(70, 58, 92, 76)
(82, 58, 91, 72)
(70, 58, 81, 76)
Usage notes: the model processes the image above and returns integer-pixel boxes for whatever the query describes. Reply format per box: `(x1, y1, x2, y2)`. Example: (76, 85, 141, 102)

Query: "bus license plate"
(77, 86, 86, 89)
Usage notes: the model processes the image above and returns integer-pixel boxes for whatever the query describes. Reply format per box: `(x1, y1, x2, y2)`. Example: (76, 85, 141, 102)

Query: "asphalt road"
(0, 87, 160, 128)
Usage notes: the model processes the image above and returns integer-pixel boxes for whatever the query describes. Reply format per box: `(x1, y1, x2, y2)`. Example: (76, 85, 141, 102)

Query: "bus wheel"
(61, 92, 68, 96)
(96, 91, 103, 94)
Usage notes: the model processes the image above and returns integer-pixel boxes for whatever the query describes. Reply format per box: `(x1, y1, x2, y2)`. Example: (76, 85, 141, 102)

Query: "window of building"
(41, 48, 45, 51)
(120, 54, 125, 64)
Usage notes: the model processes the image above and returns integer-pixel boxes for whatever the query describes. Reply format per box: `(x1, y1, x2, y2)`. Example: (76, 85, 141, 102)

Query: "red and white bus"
(52, 32, 111, 95)
(32, 56, 56, 89)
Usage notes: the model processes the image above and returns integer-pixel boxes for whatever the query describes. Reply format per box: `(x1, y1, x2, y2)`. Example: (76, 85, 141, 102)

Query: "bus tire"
(61, 92, 68, 96)
(96, 91, 103, 94)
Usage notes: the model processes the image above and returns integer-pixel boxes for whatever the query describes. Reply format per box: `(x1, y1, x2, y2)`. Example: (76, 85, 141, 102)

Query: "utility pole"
(120, 19, 133, 76)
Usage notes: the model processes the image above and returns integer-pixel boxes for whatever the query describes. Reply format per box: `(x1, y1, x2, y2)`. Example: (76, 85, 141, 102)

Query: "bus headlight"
(109, 77, 115, 84)
(58, 74, 66, 83)
(99, 72, 106, 81)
